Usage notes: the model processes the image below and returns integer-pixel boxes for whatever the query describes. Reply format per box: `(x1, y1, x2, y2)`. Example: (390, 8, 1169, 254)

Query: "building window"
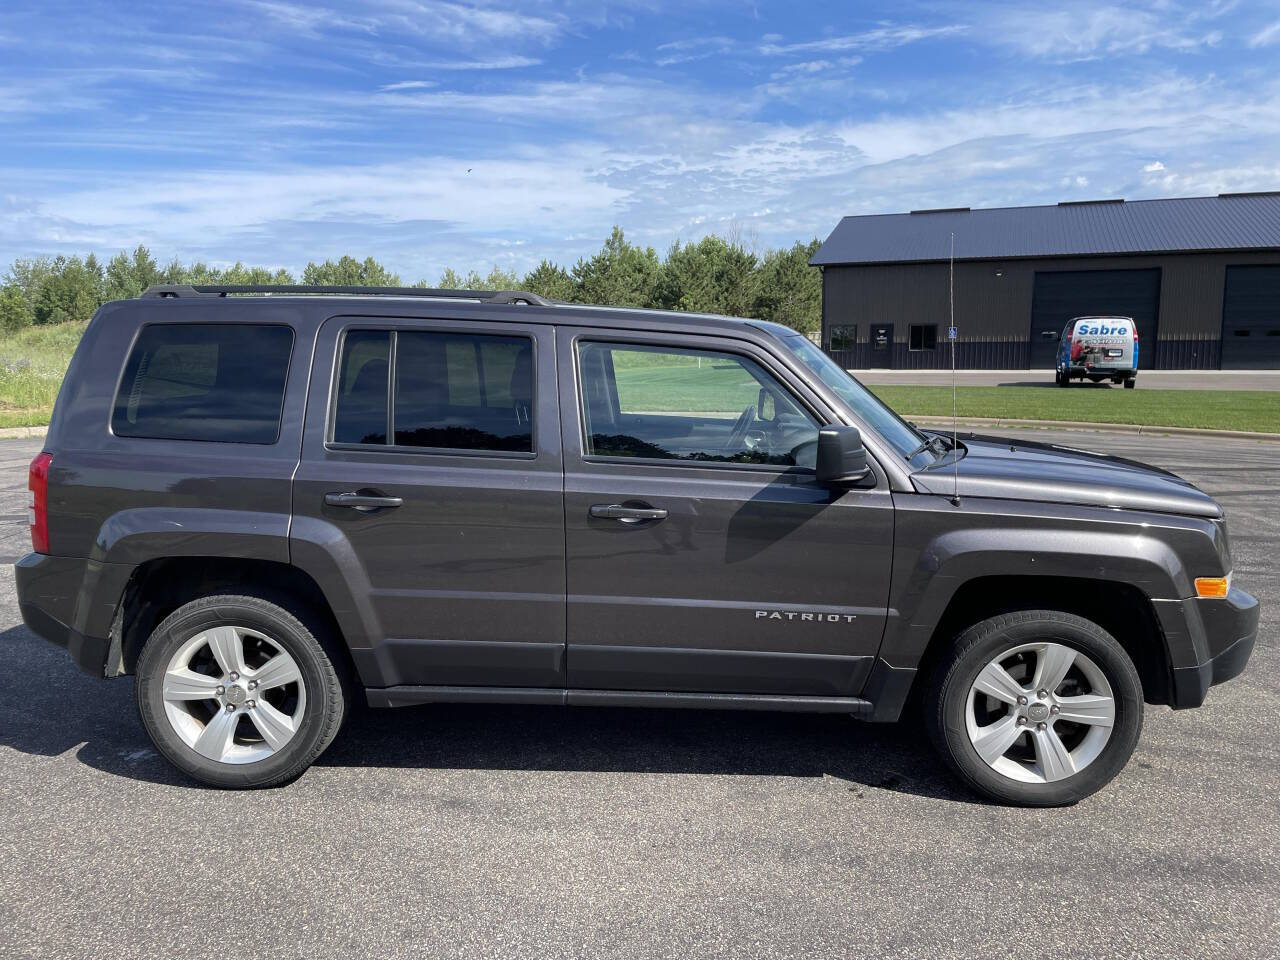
(829, 325, 857, 351)
(909, 324, 938, 351)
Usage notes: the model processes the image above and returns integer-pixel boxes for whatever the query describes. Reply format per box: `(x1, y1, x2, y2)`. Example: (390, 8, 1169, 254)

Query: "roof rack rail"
(1218, 190, 1280, 198)
(140, 284, 555, 306)
(1057, 198, 1124, 206)
(909, 206, 970, 215)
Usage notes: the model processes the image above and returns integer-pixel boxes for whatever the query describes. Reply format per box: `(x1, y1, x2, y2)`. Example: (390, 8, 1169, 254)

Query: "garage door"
(1028, 269, 1161, 368)
(1221, 266, 1280, 370)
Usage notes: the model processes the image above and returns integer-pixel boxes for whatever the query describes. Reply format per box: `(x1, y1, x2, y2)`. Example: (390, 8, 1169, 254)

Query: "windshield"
(780, 335, 928, 460)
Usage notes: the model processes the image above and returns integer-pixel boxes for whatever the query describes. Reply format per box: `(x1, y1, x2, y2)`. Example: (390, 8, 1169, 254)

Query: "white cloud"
(379, 80, 436, 92)
(758, 25, 965, 56)
(1249, 21, 1280, 47)
(9, 154, 627, 266)
(4, 0, 1280, 278)
(976, 3, 1226, 59)
(238, 0, 563, 44)
(769, 57, 861, 79)
(653, 35, 735, 66)
(655, 36, 734, 52)
(420, 55, 541, 70)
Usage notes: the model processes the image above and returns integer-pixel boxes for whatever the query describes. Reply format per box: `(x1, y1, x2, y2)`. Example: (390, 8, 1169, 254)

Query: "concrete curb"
(0, 425, 49, 440)
(908, 415, 1280, 442)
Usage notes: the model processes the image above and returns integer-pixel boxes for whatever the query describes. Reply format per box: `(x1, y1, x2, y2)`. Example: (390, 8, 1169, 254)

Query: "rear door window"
(331, 329, 534, 453)
(112, 323, 294, 444)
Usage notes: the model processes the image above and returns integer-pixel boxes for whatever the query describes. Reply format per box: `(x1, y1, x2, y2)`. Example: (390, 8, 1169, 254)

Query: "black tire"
(136, 595, 346, 789)
(925, 611, 1143, 806)
(1124, 378, 1136, 389)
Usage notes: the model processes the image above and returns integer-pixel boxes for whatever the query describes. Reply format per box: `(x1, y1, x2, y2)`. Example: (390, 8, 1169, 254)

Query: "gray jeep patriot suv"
(17, 285, 1258, 805)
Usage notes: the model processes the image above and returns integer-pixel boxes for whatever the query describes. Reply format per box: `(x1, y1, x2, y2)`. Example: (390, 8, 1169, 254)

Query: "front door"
(292, 316, 565, 690)
(558, 329, 895, 697)
(869, 324, 893, 366)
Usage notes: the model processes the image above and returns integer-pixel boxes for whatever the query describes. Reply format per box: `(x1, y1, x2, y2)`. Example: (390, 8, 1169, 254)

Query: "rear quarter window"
(112, 323, 294, 444)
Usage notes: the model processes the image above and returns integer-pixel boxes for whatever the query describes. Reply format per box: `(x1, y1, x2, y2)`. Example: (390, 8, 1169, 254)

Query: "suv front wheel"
(136, 595, 347, 788)
(926, 611, 1143, 806)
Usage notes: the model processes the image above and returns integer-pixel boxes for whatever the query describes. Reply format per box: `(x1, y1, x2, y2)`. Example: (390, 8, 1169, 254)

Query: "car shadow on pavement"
(0, 624, 982, 804)
(317, 702, 984, 803)
(0, 625, 189, 787)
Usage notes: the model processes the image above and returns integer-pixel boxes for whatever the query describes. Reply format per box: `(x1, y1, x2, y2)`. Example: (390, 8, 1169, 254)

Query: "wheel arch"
(914, 575, 1173, 707)
(112, 556, 358, 688)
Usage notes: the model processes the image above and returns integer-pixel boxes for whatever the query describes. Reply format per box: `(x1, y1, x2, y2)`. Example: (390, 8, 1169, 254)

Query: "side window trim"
(573, 337, 823, 473)
(326, 324, 538, 460)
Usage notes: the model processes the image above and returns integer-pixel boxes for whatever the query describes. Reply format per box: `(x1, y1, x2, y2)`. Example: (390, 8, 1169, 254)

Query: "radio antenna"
(949, 232, 960, 506)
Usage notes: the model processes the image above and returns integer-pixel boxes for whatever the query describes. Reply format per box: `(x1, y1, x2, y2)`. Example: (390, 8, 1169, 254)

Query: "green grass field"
(610, 359, 1280, 433)
(0, 326, 1276, 433)
(869, 385, 1280, 434)
(0, 321, 88, 427)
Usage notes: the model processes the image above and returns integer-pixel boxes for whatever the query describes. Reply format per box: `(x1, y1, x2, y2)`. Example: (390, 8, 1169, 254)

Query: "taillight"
(28, 452, 52, 554)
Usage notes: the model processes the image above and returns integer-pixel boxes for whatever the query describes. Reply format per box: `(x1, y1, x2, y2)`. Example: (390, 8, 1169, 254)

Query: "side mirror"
(815, 425, 871, 486)
(757, 387, 776, 421)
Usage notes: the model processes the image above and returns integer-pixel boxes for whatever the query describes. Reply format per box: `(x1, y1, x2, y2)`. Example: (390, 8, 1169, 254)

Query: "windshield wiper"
(906, 434, 949, 460)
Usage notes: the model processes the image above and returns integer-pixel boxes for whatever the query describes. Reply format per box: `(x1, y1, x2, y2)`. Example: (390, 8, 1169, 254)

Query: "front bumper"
(15, 552, 115, 677)
(1154, 587, 1259, 708)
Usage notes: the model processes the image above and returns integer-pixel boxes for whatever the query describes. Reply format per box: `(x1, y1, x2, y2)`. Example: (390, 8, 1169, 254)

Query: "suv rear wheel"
(136, 595, 346, 788)
(926, 610, 1143, 806)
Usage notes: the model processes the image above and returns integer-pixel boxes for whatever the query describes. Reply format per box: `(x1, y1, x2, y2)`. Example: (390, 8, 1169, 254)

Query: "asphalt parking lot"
(1, 430, 1277, 960)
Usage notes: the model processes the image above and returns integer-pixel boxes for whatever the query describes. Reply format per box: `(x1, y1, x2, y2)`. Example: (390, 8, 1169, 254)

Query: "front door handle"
(325, 491, 403, 511)
(589, 503, 668, 523)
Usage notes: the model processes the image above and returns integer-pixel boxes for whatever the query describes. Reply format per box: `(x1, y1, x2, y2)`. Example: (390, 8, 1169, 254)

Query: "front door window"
(577, 342, 820, 468)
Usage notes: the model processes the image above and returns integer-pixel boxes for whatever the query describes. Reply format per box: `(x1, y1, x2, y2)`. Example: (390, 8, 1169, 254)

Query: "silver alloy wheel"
(964, 641, 1115, 784)
(161, 625, 306, 764)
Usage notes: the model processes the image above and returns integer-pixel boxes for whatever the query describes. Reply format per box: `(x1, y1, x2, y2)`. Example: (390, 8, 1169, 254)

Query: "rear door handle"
(589, 503, 668, 523)
(324, 492, 403, 511)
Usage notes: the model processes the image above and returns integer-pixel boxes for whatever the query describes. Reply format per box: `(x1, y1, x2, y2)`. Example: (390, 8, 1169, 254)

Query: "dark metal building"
(811, 193, 1280, 369)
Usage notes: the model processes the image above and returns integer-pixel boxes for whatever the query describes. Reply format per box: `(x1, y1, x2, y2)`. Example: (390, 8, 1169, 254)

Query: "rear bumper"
(15, 552, 115, 677)
(1064, 364, 1134, 378)
(1155, 587, 1259, 708)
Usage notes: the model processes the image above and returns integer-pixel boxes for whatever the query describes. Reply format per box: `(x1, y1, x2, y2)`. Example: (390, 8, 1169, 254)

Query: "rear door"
(557, 328, 894, 697)
(291, 316, 565, 690)
(1073, 317, 1135, 370)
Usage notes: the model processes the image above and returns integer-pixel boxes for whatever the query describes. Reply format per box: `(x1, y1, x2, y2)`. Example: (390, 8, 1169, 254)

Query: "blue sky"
(2, 0, 1278, 282)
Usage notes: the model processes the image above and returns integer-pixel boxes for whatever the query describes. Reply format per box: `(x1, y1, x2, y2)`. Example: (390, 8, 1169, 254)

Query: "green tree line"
(0, 228, 822, 335)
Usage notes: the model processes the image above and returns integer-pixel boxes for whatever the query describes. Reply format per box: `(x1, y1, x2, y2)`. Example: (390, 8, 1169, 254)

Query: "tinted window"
(332, 330, 533, 453)
(909, 324, 937, 351)
(779, 334, 926, 461)
(578, 342, 818, 467)
(829, 325, 857, 351)
(112, 323, 293, 444)
(333, 330, 390, 444)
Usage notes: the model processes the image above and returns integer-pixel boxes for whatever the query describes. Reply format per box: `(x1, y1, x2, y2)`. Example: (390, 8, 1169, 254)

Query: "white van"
(1055, 315, 1138, 388)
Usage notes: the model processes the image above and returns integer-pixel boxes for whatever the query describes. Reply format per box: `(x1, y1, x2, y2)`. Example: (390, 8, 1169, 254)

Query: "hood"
(911, 434, 1222, 519)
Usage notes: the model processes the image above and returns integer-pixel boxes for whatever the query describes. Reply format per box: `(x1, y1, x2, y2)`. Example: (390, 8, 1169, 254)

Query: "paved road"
(1, 433, 1276, 960)
(852, 369, 1280, 390)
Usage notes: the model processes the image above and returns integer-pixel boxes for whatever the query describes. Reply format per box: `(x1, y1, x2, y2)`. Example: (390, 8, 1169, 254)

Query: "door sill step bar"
(365, 685, 874, 715)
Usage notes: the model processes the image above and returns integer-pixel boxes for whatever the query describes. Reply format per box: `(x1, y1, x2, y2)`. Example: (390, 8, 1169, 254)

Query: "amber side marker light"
(1195, 577, 1230, 599)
